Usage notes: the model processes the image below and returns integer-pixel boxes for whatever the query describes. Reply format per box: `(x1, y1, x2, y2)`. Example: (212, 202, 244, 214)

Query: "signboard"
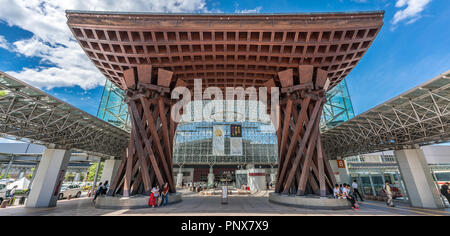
(230, 124, 243, 156)
(212, 125, 225, 155)
(230, 124, 242, 137)
(336, 160, 346, 169)
(221, 185, 228, 204)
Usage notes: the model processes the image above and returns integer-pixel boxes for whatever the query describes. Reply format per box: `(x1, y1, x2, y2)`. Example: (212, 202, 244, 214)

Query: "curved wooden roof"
(66, 11, 384, 90)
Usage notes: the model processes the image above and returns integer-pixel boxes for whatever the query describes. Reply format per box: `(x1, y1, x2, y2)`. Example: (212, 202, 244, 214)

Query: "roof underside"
(0, 71, 129, 158)
(322, 70, 450, 158)
(66, 11, 384, 90)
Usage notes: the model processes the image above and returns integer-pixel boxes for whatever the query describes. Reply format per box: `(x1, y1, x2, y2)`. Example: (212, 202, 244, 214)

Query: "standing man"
(383, 181, 395, 207)
(440, 182, 450, 204)
(352, 179, 364, 202)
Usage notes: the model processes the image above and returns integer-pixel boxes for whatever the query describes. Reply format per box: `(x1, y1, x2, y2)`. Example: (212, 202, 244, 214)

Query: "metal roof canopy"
(0, 72, 129, 158)
(322, 70, 450, 158)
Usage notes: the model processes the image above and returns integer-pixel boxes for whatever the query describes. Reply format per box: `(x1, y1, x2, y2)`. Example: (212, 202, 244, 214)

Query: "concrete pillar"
(207, 166, 214, 188)
(90, 160, 102, 196)
(368, 173, 377, 196)
(176, 167, 183, 187)
(329, 160, 350, 184)
(394, 149, 444, 209)
(25, 149, 71, 208)
(18, 169, 25, 179)
(270, 167, 276, 186)
(74, 173, 81, 182)
(379, 170, 386, 185)
(100, 159, 120, 185)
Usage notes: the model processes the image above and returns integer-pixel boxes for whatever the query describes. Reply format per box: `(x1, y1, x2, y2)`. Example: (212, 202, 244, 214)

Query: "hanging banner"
(230, 124, 242, 156)
(212, 125, 225, 155)
(230, 137, 243, 156)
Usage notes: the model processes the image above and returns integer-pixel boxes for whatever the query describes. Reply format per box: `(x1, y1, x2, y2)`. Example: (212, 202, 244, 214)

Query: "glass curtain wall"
(321, 79, 355, 131)
(96, 80, 130, 131)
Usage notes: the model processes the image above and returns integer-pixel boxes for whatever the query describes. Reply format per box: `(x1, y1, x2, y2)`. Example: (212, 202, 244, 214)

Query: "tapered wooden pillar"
(108, 65, 180, 196)
(275, 65, 337, 196)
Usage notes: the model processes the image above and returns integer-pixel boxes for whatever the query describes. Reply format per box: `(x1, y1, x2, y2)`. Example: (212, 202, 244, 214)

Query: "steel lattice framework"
(0, 71, 129, 158)
(322, 71, 450, 158)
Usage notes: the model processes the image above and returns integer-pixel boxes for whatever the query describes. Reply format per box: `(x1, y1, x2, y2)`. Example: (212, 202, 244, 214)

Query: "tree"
(0, 174, 11, 179)
(65, 172, 75, 182)
(27, 168, 35, 179)
(87, 162, 104, 181)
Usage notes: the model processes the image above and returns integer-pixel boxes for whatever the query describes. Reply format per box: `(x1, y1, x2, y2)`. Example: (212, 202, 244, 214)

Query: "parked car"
(0, 184, 6, 204)
(58, 184, 82, 200)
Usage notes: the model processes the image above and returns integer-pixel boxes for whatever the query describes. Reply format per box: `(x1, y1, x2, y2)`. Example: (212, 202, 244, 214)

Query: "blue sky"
(0, 0, 449, 116)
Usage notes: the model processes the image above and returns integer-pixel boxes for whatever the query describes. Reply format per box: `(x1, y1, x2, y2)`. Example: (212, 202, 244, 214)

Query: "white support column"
(270, 167, 276, 186)
(368, 173, 377, 196)
(90, 160, 102, 196)
(176, 166, 183, 187)
(395, 149, 444, 209)
(100, 159, 120, 185)
(25, 149, 71, 208)
(207, 166, 215, 188)
(74, 173, 81, 182)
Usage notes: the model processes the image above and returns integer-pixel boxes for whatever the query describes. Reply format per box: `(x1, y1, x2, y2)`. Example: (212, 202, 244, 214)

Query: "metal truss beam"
(322, 71, 450, 158)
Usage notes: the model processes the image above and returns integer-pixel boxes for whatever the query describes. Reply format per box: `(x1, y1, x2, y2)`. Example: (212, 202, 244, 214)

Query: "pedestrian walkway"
(0, 193, 449, 216)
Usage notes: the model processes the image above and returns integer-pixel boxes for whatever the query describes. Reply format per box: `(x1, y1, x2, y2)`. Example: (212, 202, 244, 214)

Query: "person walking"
(383, 181, 395, 207)
(352, 180, 364, 202)
(161, 183, 169, 206)
(440, 182, 450, 204)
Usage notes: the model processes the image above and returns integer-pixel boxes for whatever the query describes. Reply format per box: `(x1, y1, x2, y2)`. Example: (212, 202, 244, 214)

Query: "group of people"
(93, 181, 109, 201)
(333, 179, 396, 209)
(148, 183, 170, 208)
(333, 180, 363, 210)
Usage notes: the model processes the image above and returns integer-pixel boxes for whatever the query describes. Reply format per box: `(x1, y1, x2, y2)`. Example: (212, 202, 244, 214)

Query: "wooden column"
(108, 65, 180, 196)
(275, 65, 335, 196)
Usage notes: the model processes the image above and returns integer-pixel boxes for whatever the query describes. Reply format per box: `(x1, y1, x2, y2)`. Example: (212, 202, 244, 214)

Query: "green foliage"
(0, 174, 11, 179)
(87, 162, 104, 181)
(65, 172, 75, 182)
(80, 173, 86, 182)
(0, 91, 7, 97)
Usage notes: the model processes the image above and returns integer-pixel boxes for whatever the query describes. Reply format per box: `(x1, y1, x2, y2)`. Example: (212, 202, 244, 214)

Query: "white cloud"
(0, 35, 12, 51)
(0, 0, 209, 89)
(235, 6, 262, 14)
(392, 0, 432, 25)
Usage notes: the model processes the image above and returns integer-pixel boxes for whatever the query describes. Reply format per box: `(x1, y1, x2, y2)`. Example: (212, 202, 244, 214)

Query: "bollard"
(68, 195, 72, 200)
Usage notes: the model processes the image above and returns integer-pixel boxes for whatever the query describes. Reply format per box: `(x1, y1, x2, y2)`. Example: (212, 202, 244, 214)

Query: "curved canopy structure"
(322, 71, 450, 158)
(0, 71, 128, 158)
(66, 11, 384, 90)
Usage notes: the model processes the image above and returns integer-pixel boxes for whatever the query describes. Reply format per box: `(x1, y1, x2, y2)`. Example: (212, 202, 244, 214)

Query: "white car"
(0, 184, 6, 204)
(58, 184, 82, 200)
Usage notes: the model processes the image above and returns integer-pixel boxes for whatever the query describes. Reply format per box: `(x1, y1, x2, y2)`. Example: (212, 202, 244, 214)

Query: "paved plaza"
(1, 191, 449, 216)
